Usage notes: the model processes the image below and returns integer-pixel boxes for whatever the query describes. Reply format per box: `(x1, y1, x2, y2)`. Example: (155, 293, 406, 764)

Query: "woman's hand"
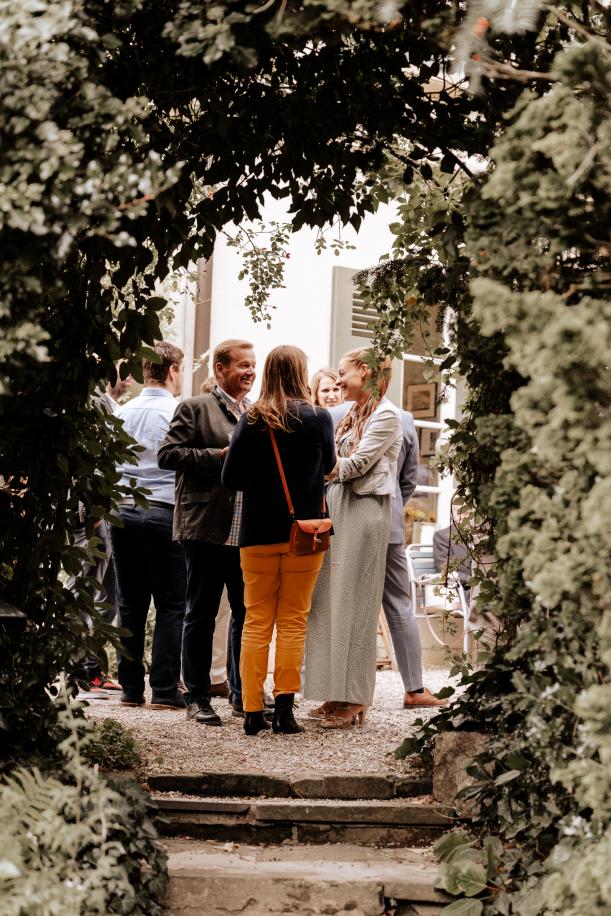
(325, 462, 339, 482)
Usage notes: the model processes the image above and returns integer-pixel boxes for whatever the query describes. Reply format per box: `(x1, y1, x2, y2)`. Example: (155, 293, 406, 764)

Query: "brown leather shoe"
(210, 680, 230, 699)
(403, 687, 449, 709)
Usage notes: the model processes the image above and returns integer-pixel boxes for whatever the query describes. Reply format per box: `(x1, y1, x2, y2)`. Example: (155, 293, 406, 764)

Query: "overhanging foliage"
(1, 0, 539, 757)
(1, 2, 610, 912)
(359, 5, 610, 911)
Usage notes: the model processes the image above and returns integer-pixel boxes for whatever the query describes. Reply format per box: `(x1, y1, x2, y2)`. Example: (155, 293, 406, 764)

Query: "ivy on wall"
(361, 5, 610, 912)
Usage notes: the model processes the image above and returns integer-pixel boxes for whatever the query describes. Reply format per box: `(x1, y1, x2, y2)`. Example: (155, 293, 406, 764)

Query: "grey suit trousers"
(382, 542, 423, 692)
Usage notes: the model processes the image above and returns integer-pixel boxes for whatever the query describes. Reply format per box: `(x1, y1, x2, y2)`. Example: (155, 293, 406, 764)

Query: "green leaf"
(446, 847, 483, 865)
(435, 832, 476, 863)
(440, 153, 455, 174)
(458, 862, 488, 897)
(146, 296, 167, 311)
(393, 736, 420, 758)
(494, 770, 522, 786)
(420, 162, 433, 181)
(483, 836, 504, 880)
(441, 900, 484, 916)
(438, 862, 487, 897)
(503, 753, 529, 771)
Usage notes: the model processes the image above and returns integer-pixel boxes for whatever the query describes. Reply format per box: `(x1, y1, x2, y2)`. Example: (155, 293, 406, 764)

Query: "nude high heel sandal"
(319, 703, 367, 729)
(308, 701, 337, 719)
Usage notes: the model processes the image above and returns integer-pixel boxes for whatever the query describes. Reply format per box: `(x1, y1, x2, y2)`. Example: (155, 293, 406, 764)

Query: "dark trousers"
(68, 519, 118, 679)
(182, 541, 246, 705)
(111, 506, 186, 699)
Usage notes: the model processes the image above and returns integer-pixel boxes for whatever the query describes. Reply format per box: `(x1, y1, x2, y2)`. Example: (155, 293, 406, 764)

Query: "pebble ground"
(85, 668, 455, 777)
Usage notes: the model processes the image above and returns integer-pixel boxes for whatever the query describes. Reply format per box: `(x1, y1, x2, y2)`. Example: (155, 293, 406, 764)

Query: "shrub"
(82, 718, 141, 772)
(0, 702, 167, 915)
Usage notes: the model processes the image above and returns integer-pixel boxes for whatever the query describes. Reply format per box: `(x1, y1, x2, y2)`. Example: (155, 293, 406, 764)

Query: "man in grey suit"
(385, 411, 447, 708)
(328, 401, 447, 709)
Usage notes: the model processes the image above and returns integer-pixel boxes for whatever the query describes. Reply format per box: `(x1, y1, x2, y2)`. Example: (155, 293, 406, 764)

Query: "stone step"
(165, 838, 449, 915)
(154, 794, 454, 847)
(148, 770, 431, 801)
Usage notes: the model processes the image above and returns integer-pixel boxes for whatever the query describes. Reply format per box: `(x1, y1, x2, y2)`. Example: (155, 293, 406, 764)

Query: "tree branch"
(567, 142, 601, 186)
(444, 150, 474, 180)
(483, 61, 556, 82)
(552, 7, 611, 49)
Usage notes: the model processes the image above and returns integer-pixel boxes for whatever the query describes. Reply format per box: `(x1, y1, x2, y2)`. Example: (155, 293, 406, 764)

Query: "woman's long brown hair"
(247, 345, 312, 431)
(335, 348, 392, 447)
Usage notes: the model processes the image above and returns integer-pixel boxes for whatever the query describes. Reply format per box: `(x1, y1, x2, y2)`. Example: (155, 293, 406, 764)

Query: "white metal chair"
(406, 543, 470, 655)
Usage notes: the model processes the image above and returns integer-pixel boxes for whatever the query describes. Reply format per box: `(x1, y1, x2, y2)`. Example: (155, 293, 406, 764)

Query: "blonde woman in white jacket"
(303, 348, 402, 728)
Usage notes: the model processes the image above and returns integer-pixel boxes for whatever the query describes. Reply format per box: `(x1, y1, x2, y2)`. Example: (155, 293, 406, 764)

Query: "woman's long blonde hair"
(310, 367, 339, 406)
(335, 348, 392, 446)
(247, 345, 312, 431)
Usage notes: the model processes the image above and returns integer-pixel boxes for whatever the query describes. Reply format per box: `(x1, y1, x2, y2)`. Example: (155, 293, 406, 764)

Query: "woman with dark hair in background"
(310, 368, 342, 409)
(303, 347, 403, 729)
(222, 346, 336, 735)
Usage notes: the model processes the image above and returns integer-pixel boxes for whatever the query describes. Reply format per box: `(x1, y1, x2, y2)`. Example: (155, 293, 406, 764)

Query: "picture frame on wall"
(406, 382, 437, 418)
(420, 427, 439, 457)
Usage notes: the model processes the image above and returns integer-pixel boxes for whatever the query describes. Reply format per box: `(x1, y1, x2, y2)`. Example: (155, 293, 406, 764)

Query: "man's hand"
(220, 447, 229, 457)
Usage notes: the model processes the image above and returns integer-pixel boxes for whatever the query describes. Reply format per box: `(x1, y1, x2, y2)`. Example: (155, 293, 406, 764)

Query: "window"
(330, 266, 403, 403)
(331, 267, 456, 533)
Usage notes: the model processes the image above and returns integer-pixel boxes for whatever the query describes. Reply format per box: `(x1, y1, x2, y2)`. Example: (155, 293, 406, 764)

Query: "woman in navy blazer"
(222, 345, 336, 735)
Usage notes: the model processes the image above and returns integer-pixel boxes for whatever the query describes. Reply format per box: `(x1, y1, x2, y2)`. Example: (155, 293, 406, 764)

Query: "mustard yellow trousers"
(239, 542, 325, 712)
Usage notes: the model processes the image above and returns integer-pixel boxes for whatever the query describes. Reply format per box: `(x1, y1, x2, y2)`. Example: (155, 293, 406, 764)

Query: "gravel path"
(85, 668, 454, 778)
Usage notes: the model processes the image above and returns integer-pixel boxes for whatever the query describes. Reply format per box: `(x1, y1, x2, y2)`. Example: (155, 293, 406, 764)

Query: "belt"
(119, 499, 174, 511)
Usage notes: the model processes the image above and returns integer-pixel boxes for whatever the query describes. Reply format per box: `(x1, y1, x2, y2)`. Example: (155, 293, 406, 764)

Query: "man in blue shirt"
(111, 341, 186, 708)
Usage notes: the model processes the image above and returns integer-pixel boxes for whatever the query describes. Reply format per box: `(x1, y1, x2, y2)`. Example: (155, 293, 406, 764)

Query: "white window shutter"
(330, 265, 403, 404)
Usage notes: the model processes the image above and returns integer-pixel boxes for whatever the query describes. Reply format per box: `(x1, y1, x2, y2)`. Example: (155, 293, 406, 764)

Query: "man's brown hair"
(143, 341, 184, 384)
(200, 376, 216, 393)
(212, 339, 254, 375)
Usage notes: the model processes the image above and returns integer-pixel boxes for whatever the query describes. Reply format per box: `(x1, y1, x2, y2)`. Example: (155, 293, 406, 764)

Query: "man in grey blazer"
(328, 401, 447, 709)
(158, 339, 256, 726)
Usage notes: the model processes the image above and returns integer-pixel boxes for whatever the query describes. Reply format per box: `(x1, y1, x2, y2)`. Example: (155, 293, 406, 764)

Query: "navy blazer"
(221, 401, 336, 547)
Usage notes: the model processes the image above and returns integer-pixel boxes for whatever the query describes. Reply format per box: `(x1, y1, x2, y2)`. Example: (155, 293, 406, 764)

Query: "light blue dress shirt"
(115, 387, 178, 505)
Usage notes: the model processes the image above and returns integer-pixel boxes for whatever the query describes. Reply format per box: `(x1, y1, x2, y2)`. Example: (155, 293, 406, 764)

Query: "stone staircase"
(151, 770, 456, 915)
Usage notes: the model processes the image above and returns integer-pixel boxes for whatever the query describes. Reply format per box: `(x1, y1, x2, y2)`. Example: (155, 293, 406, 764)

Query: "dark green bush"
(0, 703, 166, 915)
(82, 718, 142, 772)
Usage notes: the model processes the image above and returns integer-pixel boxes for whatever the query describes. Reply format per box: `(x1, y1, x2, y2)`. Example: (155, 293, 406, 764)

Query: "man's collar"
(214, 383, 250, 411)
(141, 386, 173, 397)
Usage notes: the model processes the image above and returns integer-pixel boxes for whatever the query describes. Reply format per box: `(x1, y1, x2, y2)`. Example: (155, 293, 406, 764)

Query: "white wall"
(208, 195, 398, 393)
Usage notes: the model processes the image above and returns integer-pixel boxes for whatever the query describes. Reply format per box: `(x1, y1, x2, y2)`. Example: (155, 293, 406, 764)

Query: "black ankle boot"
(244, 711, 271, 735)
(272, 694, 304, 734)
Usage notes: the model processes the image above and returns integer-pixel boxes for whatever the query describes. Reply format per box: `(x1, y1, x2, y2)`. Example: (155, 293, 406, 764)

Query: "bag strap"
(268, 426, 328, 519)
(268, 427, 295, 517)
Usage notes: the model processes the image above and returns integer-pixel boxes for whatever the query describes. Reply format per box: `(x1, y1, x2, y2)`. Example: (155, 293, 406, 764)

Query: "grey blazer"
(390, 411, 419, 544)
(336, 397, 402, 497)
(157, 389, 236, 543)
(328, 402, 418, 541)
